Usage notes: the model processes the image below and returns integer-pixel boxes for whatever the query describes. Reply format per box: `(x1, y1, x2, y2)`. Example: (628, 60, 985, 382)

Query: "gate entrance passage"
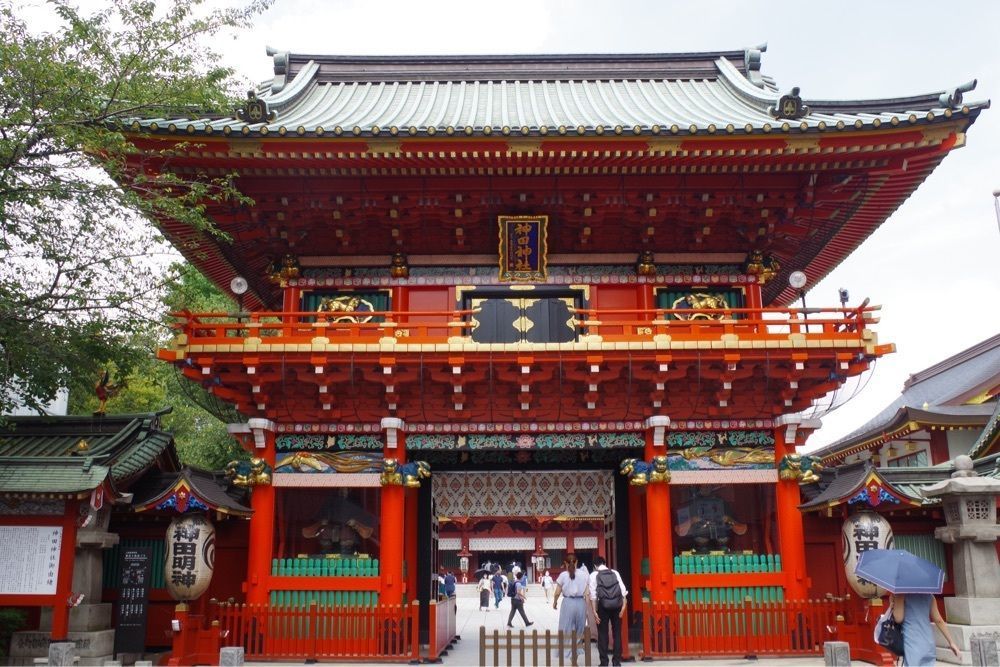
(433, 470, 616, 582)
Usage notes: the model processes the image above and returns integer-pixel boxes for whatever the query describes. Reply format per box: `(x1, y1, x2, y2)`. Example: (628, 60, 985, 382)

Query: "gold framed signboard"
(498, 215, 548, 282)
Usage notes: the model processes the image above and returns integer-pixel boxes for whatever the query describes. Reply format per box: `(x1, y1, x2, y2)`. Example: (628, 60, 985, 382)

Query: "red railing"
(170, 304, 878, 346)
(212, 601, 418, 662)
(641, 598, 845, 658)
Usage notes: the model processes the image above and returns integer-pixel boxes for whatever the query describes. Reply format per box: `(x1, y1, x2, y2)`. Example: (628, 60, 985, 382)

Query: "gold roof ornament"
(266, 253, 300, 287)
(635, 250, 656, 276)
(390, 252, 409, 278)
(744, 250, 781, 284)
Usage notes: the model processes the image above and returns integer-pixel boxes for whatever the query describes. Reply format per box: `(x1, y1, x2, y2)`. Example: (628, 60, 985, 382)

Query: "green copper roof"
(0, 412, 179, 495)
(127, 48, 987, 139)
(0, 461, 110, 495)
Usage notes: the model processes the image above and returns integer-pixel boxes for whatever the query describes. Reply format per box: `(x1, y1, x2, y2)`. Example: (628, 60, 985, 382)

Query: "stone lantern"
(921, 455, 1000, 664)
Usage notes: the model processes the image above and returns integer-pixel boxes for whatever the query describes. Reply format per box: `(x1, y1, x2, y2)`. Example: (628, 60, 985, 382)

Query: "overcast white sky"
(54, 0, 1000, 444)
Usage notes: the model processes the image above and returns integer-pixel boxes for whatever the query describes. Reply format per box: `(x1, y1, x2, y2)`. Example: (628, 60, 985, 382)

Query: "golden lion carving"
(672, 293, 729, 320)
(316, 295, 374, 324)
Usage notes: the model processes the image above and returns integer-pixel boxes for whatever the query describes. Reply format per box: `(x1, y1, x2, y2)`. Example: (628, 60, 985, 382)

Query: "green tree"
(0, 0, 267, 415)
(70, 263, 246, 469)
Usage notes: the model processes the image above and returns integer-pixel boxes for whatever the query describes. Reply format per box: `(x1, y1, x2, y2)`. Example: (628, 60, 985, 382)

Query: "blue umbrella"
(855, 548, 945, 594)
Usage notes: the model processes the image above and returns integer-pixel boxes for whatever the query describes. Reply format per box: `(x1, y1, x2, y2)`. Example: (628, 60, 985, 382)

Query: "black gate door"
(467, 289, 581, 344)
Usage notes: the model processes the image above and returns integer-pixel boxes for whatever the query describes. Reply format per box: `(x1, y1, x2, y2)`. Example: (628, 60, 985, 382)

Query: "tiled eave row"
(821, 416, 991, 465)
(128, 117, 970, 165)
(124, 100, 982, 140)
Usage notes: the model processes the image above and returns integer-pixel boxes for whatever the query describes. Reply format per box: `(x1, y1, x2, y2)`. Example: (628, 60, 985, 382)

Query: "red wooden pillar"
(628, 485, 644, 605)
(380, 417, 406, 605)
(644, 416, 672, 603)
(404, 480, 418, 602)
(774, 417, 809, 600)
(50, 500, 80, 641)
(241, 419, 276, 605)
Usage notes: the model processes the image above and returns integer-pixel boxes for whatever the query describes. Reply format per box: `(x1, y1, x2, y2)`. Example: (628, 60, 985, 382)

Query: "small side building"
(0, 412, 250, 664)
(811, 334, 1000, 468)
(0, 412, 178, 663)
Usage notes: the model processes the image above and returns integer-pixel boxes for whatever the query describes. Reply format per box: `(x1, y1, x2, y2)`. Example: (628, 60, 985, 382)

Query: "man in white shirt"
(588, 556, 628, 667)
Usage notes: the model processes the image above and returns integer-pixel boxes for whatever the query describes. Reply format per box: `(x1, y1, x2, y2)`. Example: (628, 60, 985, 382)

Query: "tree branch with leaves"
(0, 0, 269, 414)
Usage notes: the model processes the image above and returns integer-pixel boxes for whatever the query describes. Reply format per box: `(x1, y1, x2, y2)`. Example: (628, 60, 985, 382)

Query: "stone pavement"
(438, 584, 835, 666)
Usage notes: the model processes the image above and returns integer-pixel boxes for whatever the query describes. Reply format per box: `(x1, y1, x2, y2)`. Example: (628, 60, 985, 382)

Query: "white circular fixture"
(788, 271, 807, 290)
(230, 276, 249, 295)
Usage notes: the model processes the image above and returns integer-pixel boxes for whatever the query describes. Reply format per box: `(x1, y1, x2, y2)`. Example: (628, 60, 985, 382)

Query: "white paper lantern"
(165, 514, 215, 601)
(842, 511, 893, 598)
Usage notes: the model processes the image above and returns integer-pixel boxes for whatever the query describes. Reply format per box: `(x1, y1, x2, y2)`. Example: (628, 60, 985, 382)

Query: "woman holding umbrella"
(855, 549, 961, 665)
(891, 594, 960, 665)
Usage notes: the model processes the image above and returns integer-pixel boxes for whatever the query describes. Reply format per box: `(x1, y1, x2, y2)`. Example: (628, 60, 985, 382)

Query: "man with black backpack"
(588, 556, 628, 667)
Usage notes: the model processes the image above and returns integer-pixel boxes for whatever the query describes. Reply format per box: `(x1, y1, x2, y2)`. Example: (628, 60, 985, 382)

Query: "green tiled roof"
(0, 461, 110, 495)
(128, 49, 988, 139)
(969, 398, 1000, 459)
(0, 412, 179, 495)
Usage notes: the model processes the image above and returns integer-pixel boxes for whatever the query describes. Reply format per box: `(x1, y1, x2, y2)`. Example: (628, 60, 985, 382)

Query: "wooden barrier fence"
(479, 627, 593, 667)
(641, 598, 844, 658)
(428, 596, 458, 661)
(212, 600, 418, 662)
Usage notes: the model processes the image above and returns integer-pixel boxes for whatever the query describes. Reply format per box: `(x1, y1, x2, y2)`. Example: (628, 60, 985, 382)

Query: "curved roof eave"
(125, 49, 989, 139)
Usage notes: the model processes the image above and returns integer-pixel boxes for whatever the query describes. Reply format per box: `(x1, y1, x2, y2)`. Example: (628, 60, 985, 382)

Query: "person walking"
(506, 571, 534, 628)
(443, 570, 457, 598)
(891, 593, 960, 665)
(552, 554, 590, 657)
(478, 573, 492, 611)
(492, 569, 507, 609)
(540, 570, 554, 601)
(589, 556, 628, 667)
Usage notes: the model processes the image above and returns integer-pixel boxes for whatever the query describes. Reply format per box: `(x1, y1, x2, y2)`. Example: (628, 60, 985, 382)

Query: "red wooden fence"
(641, 598, 845, 658)
(212, 601, 418, 662)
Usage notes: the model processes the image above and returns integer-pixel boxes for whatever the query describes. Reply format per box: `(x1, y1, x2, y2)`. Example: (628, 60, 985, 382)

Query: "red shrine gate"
(119, 46, 985, 661)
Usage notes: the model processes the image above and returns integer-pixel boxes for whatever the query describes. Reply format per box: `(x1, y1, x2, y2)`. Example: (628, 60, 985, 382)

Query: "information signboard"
(0, 526, 62, 595)
(113, 546, 152, 655)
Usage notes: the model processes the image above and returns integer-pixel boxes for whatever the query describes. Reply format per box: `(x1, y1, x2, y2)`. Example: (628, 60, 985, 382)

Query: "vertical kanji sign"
(498, 215, 548, 282)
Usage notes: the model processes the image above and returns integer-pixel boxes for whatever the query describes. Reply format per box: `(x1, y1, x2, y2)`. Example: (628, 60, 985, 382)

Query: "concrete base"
(219, 646, 245, 665)
(7, 656, 113, 666)
(947, 597, 1000, 626)
(39, 604, 112, 633)
(823, 640, 850, 666)
(10, 630, 115, 660)
(970, 633, 1000, 667)
(48, 642, 76, 667)
(943, 624, 1000, 646)
(934, 624, 1000, 665)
